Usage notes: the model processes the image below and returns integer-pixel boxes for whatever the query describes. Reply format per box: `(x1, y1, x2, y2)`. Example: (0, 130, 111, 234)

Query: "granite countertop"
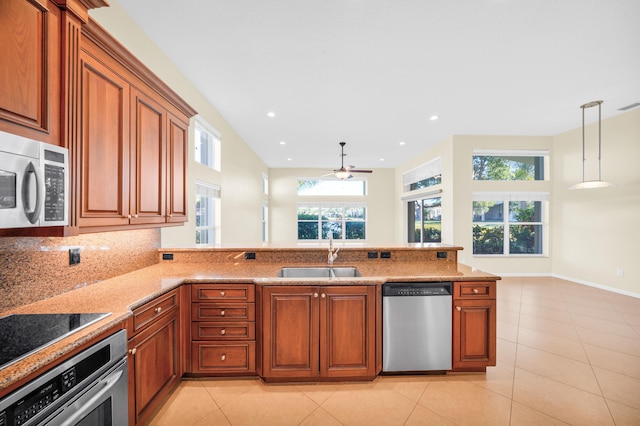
(0, 257, 498, 393)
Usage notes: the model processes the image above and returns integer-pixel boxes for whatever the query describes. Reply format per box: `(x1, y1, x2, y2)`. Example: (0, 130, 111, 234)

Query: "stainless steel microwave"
(0, 130, 69, 228)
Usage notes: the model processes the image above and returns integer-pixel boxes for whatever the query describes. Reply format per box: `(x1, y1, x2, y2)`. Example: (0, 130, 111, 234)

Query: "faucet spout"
(327, 235, 339, 266)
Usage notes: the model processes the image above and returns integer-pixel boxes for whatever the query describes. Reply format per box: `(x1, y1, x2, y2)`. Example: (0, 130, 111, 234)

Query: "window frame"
(472, 149, 549, 181)
(407, 194, 442, 243)
(472, 192, 549, 257)
(194, 116, 221, 172)
(296, 178, 367, 196)
(195, 181, 220, 246)
(297, 203, 367, 241)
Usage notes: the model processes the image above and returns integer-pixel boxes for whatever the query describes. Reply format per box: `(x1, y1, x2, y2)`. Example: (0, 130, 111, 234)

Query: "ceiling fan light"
(334, 170, 351, 180)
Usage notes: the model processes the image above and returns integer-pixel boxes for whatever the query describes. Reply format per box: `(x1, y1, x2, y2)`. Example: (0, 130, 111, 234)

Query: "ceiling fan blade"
(348, 169, 373, 173)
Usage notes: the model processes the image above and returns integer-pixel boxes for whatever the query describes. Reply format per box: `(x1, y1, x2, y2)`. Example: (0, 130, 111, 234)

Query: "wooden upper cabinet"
(76, 52, 131, 228)
(0, 0, 61, 144)
(130, 88, 166, 224)
(166, 113, 188, 223)
(72, 19, 196, 232)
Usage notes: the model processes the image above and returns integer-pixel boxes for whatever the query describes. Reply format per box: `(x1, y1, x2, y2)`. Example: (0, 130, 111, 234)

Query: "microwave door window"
(0, 170, 17, 209)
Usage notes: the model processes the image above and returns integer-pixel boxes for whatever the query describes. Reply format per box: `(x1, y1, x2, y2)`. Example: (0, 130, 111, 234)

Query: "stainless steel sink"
(277, 267, 361, 278)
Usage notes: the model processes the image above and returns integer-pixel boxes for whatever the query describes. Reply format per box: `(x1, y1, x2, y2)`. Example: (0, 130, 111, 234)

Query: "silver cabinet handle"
(313, 293, 318, 298)
(128, 348, 137, 355)
(220, 291, 225, 297)
(321, 293, 326, 298)
(472, 288, 479, 294)
(154, 306, 162, 314)
(220, 310, 225, 316)
(221, 328, 226, 335)
(221, 354, 226, 361)
(456, 306, 462, 311)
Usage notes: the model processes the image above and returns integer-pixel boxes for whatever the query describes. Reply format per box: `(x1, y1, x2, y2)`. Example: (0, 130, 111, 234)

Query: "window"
(472, 192, 547, 255)
(195, 182, 220, 245)
(403, 158, 442, 192)
(262, 203, 269, 243)
(407, 197, 442, 243)
(472, 150, 548, 181)
(297, 179, 366, 196)
(297, 204, 366, 240)
(194, 116, 221, 171)
(262, 173, 269, 195)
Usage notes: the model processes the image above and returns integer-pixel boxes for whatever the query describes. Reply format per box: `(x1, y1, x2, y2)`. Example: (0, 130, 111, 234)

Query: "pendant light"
(569, 100, 614, 190)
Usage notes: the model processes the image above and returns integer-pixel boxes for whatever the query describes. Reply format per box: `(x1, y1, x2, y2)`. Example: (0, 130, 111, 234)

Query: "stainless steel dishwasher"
(382, 282, 452, 372)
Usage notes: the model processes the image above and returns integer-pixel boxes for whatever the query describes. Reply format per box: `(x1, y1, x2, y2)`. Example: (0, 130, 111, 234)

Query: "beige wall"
(91, 1, 268, 247)
(269, 168, 396, 244)
(551, 108, 640, 295)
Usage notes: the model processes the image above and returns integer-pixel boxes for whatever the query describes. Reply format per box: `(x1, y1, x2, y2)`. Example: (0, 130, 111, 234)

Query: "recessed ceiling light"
(279, 141, 286, 145)
(430, 115, 439, 121)
(287, 157, 292, 161)
(399, 141, 406, 146)
(267, 112, 276, 118)
(380, 158, 385, 162)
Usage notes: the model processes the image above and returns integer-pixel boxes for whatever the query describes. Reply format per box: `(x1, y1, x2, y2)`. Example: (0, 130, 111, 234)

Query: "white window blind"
(196, 182, 220, 198)
(402, 157, 442, 186)
(472, 149, 549, 157)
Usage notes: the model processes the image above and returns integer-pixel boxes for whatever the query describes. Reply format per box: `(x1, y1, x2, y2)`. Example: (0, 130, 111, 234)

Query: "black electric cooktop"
(0, 313, 110, 370)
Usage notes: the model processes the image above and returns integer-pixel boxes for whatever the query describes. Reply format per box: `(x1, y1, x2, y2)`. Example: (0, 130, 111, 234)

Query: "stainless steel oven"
(0, 330, 128, 426)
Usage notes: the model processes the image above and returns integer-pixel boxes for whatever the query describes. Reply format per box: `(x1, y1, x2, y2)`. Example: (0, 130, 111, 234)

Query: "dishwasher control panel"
(383, 282, 452, 296)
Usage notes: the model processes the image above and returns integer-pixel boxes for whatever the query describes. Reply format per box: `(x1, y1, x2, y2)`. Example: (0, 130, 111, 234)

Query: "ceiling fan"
(330, 142, 373, 180)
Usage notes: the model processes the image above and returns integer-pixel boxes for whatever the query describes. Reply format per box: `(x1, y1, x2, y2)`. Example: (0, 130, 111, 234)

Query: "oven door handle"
(58, 367, 125, 426)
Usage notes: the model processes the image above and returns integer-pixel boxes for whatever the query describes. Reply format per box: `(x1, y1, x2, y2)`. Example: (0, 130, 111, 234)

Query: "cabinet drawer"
(191, 341, 256, 373)
(192, 322, 255, 340)
(133, 290, 179, 332)
(454, 281, 496, 299)
(192, 284, 255, 302)
(192, 303, 255, 321)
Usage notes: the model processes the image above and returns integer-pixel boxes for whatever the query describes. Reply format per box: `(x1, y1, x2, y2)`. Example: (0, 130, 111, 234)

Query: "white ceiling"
(116, 0, 640, 170)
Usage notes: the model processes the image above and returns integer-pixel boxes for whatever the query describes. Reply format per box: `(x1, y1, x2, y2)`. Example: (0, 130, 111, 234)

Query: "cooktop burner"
(0, 313, 110, 370)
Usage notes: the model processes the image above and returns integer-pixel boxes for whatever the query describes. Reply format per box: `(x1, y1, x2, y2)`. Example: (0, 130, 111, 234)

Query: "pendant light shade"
(569, 100, 614, 190)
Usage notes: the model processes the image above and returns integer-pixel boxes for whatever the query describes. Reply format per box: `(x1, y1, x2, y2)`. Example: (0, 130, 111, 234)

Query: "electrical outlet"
(245, 252, 256, 260)
(436, 251, 447, 259)
(380, 251, 391, 259)
(162, 253, 174, 261)
(69, 248, 81, 265)
(367, 251, 378, 259)
(616, 269, 624, 277)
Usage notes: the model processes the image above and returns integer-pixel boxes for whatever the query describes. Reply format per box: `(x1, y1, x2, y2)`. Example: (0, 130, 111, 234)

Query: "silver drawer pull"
(313, 293, 318, 298)
(128, 348, 137, 355)
(221, 328, 226, 335)
(221, 354, 226, 361)
(154, 307, 162, 314)
(220, 310, 225, 316)
(220, 291, 225, 297)
(456, 306, 462, 311)
(321, 293, 326, 298)
(472, 288, 479, 294)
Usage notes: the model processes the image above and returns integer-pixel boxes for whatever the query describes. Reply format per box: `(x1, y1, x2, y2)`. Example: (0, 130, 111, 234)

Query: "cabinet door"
(261, 286, 319, 378)
(166, 113, 188, 223)
(77, 53, 130, 227)
(452, 299, 496, 370)
(0, 0, 61, 144)
(130, 88, 166, 224)
(320, 286, 376, 378)
(129, 309, 180, 425)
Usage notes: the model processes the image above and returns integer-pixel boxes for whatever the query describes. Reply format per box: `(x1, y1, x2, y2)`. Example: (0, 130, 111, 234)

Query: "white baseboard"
(491, 272, 640, 299)
(551, 273, 640, 299)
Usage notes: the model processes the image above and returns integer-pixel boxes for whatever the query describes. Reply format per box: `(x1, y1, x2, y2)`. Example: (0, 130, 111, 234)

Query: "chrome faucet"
(327, 234, 339, 266)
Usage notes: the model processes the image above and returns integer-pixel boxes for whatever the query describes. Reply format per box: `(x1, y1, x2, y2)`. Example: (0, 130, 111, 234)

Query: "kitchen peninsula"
(0, 244, 498, 425)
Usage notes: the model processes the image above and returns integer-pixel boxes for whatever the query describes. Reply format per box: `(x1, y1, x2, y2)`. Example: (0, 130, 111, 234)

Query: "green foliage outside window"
(473, 156, 543, 180)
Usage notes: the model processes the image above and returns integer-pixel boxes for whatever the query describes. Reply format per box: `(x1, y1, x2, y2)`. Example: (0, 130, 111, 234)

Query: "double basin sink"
(278, 267, 361, 278)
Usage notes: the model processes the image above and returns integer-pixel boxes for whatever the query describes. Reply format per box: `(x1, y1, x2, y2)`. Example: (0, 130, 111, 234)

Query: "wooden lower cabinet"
(128, 290, 182, 425)
(190, 284, 256, 375)
(452, 281, 497, 371)
(260, 285, 377, 381)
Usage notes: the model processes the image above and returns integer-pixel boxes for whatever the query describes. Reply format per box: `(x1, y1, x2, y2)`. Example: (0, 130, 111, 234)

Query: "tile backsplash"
(0, 229, 160, 314)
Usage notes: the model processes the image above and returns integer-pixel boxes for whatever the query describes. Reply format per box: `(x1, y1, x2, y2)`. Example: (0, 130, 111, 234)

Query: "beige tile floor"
(147, 277, 640, 425)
